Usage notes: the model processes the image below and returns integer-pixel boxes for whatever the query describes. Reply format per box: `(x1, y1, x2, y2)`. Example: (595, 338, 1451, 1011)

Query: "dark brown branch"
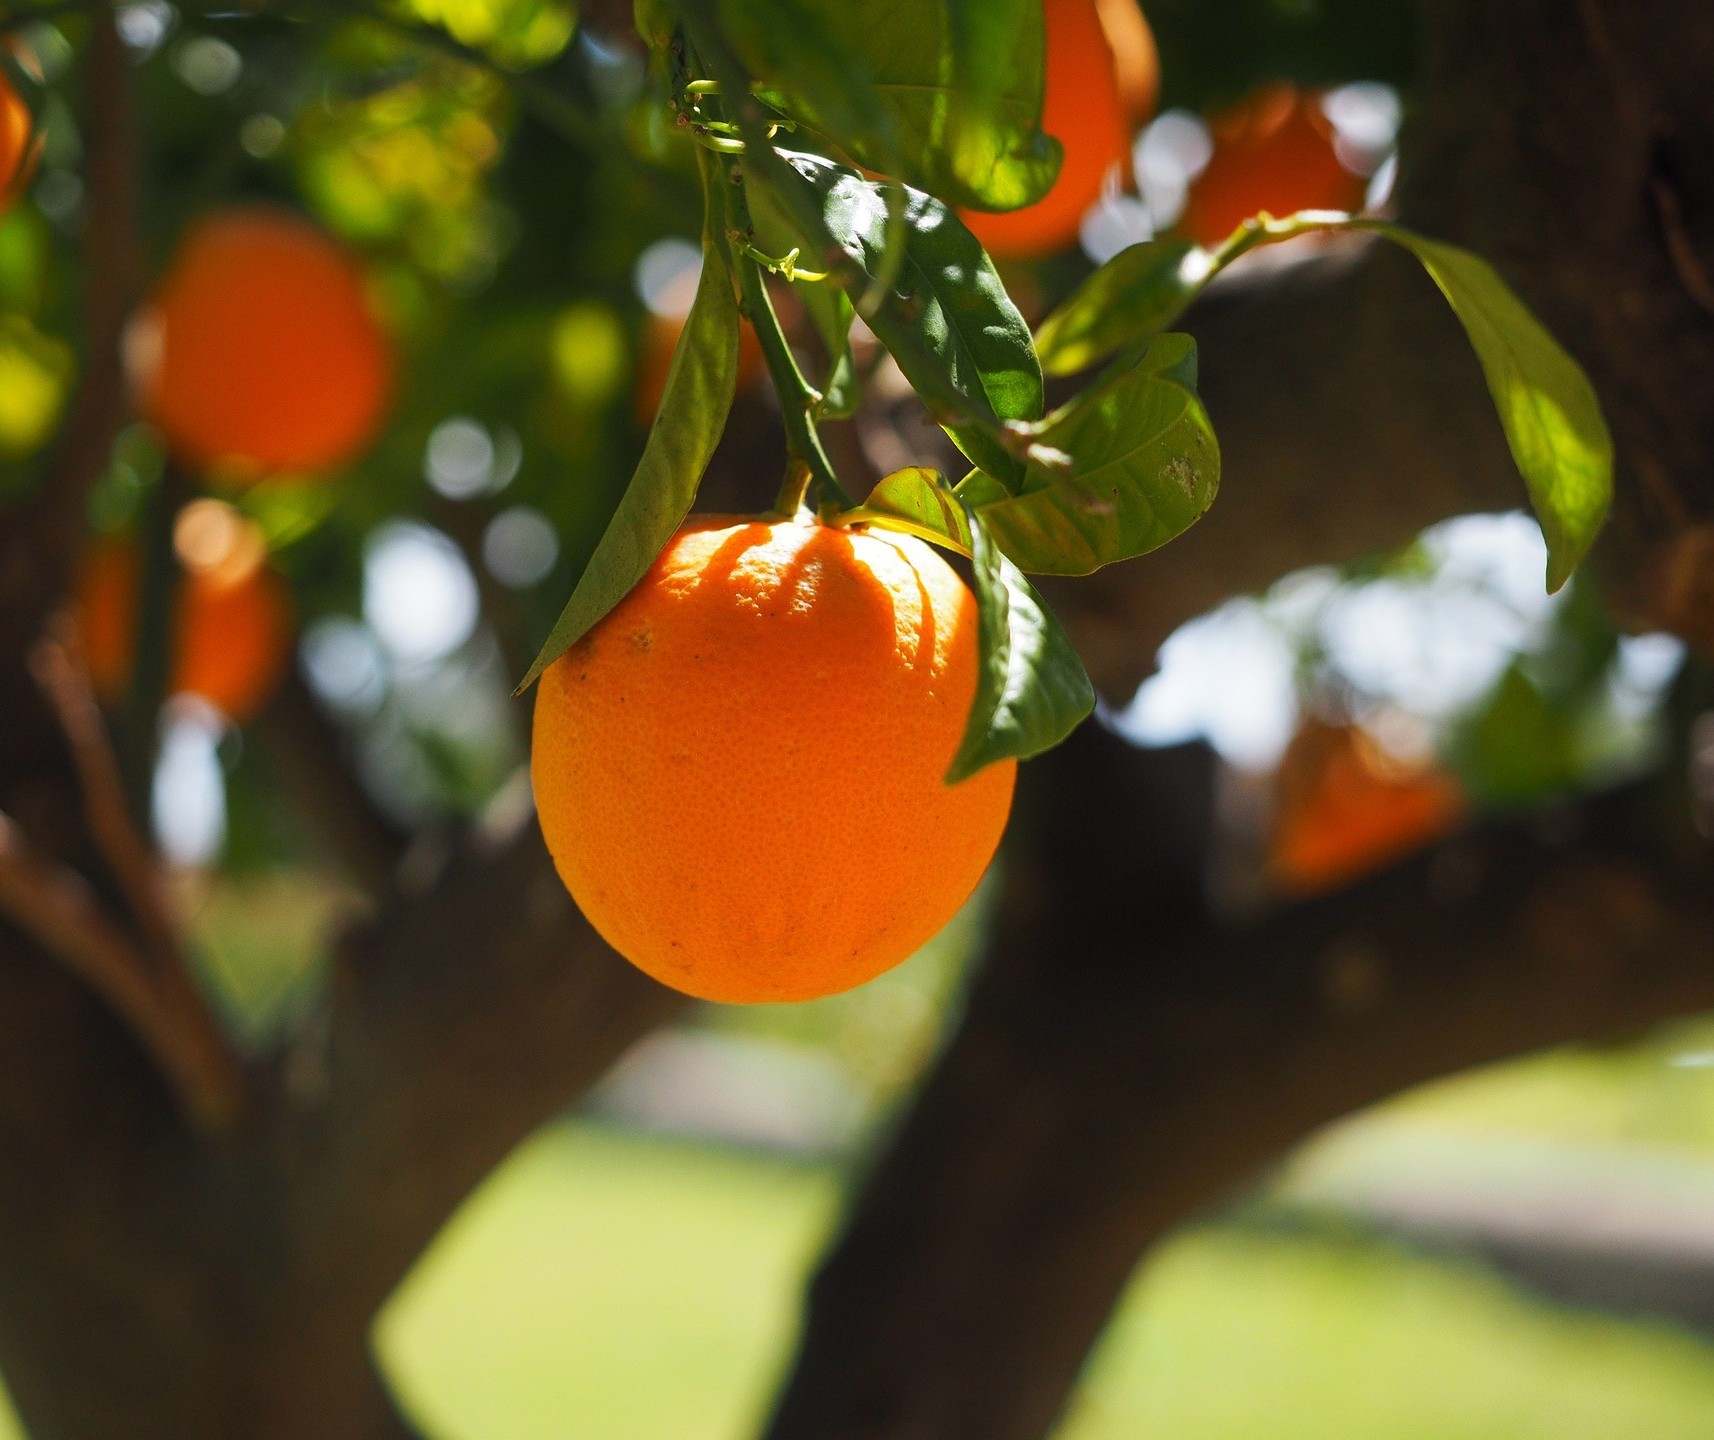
(764, 726, 1714, 1440)
(0, 808, 238, 1127)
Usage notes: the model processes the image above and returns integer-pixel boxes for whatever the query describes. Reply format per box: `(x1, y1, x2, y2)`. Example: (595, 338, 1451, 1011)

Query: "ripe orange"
(1180, 83, 1368, 248)
(135, 208, 394, 480)
(1269, 720, 1464, 895)
(531, 515, 1016, 1003)
(963, 0, 1154, 261)
(0, 53, 39, 215)
(76, 500, 293, 722)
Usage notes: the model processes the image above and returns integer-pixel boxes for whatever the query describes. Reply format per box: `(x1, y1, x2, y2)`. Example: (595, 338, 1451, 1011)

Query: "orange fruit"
(76, 500, 293, 722)
(0, 60, 38, 216)
(1180, 83, 1368, 248)
(634, 312, 763, 426)
(963, 0, 1153, 261)
(531, 515, 1016, 1003)
(135, 208, 394, 480)
(1269, 720, 1464, 895)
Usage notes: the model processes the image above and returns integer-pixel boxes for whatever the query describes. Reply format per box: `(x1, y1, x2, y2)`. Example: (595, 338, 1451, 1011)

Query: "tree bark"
(764, 725, 1714, 1440)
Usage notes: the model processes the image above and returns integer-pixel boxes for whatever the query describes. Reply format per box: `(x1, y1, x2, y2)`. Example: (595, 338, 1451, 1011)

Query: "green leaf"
(516, 156, 740, 692)
(718, 0, 899, 177)
(949, 501, 1095, 783)
(848, 466, 974, 553)
(724, 0, 1059, 212)
(747, 176, 859, 418)
(1365, 225, 1613, 592)
(1035, 239, 1207, 376)
(773, 151, 1041, 486)
(961, 334, 1220, 575)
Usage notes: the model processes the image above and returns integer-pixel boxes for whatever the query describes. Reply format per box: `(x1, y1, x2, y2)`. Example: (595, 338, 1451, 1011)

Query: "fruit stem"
(723, 161, 853, 513)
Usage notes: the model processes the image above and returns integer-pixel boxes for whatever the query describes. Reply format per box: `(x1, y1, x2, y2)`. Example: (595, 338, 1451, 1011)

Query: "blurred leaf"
(1034, 238, 1206, 376)
(0, 315, 72, 458)
(388, 0, 578, 68)
(1368, 225, 1613, 594)
(723, 0, 1059, 211)
(772, 151, 1040, 486)
(961, 334, 1219, 575)
(949, 499, 1094, 782)
(1453, 663, 1582, 809)
(518, 155, 741, 690)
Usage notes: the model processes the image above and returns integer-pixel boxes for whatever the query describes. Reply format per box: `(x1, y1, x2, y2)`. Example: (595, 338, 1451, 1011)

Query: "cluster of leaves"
(522, 0, 1613, 783)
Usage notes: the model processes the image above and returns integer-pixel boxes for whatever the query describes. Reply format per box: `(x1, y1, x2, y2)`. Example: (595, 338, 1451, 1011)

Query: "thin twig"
(31, 621, 183, 970)
(30, 622, 247, 1131)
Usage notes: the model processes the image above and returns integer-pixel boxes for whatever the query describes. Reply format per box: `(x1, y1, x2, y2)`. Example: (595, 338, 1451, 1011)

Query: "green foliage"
(964, 333, 1220, 575)
(388, 0, 578, 68)
(1035, 239, 1204, 377)
(764, 151, 1042, 487)
(720, 0, 1060, 212)
(1035, 214, 1612, 593)
(518, 152, 741, 689)
(1375, 227, 1613, 593)
(952, 489, 1094, 781)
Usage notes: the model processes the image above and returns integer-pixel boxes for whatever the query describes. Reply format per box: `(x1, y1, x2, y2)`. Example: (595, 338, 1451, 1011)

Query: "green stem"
(671, 0, 1033, 469)
(725, 167, 851, 513)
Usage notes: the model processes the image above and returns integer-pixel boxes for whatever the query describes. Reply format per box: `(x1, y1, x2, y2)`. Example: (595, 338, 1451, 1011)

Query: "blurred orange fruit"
(634, 312, 763, 426)
(1180, 83, 1367, 248)
(532, 514, 1016, 1003)
(135, 208, 395, 480)
(964, 0, 1155, 260)
(1269, 719, 1464, 895)
(76, 500, 293, 722)
(0, 52, 40, 215)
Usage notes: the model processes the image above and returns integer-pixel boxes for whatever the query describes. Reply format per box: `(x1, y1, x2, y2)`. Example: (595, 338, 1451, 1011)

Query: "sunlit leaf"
(962, 334, 1219, 575)
(848, 466, 973, 553)
(517, 155, 741, 691)
(725, 0, 1059, 212)
(1034, 238, 1206, 376)
(1367, 225, 1613, 592)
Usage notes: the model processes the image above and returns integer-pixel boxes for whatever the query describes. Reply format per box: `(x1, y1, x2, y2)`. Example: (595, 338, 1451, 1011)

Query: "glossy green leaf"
(517, 157, 740, 692)
(1034, 239, 1207, 376)
(747, 177, 858, 418)
(774, 151, 1041, 486)
(1365, 224, 1613, 592)
(724, 0, 1059, 212)
(848, 466, 973, 553)
(961, 334, 1220, 575)
(948, 501, 1095, 783)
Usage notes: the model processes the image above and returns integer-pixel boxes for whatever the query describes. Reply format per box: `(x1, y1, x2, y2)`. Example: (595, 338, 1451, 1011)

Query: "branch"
(0, 809, 239, 1129)
(240, 815, 687, 1365)
(763, 724, 1714, 1440)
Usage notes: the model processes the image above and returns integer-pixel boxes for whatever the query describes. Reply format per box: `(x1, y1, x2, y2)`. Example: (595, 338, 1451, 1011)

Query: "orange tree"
(0, 0, 1709, 1436)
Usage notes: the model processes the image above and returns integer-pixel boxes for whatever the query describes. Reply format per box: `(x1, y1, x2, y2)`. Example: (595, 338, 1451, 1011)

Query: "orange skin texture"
(532, 516, 1017, 1004)
(1180, 84, 1368, 249)
(1269, 721, 1464, 895)
(138, 208, 395, 480)
(76, 537, 293, 723)
(0, 66, 36, 216)
(963, 0, 1148, 261)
